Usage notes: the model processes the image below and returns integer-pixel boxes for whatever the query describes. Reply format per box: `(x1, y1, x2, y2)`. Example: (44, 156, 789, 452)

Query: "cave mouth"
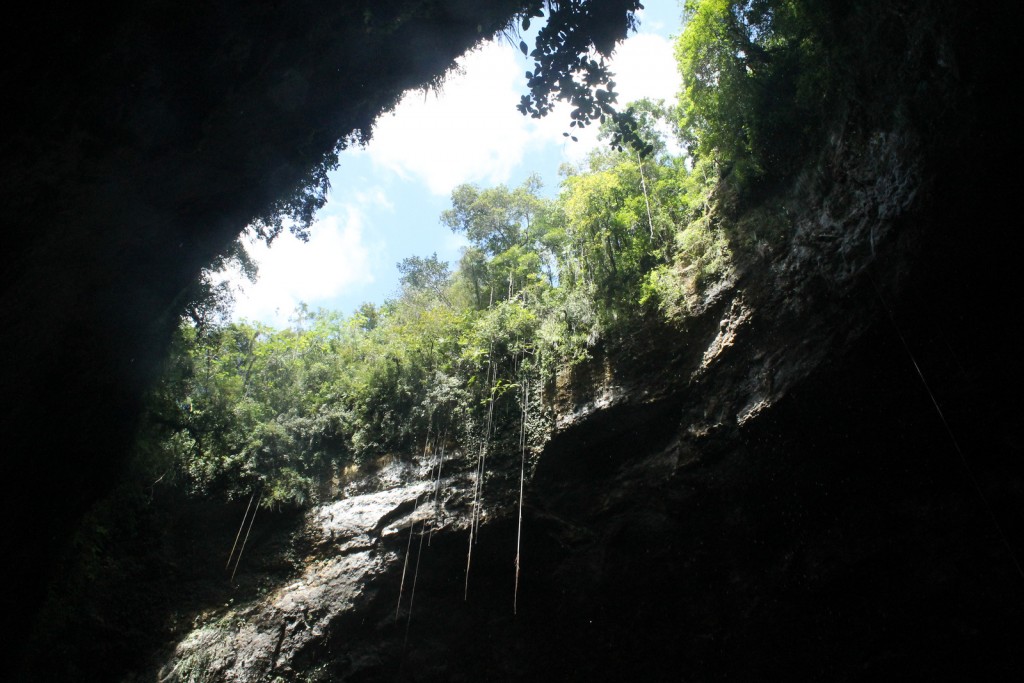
(2, 1, 658, 672)
(6, 1, 1023, 679)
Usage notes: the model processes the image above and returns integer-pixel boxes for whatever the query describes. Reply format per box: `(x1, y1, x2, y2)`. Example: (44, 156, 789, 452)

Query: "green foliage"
(397, 253, 452, 304)
(676, 0, 835, 185)
(443, 175, 544, 256)
(137, 0, 867, 506)
(641, 212, 733, 315)
(138, 85, 743, 506)
(517, 0, 644, 132)
(179, 237, 259, 332)
(141, 151, 670, 505)
(443, 175, 554, 309)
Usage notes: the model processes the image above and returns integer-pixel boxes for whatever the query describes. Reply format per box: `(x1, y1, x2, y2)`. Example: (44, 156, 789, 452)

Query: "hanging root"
(515, 378, 528, 614)
(230, 489, 262, 584)
(405, 517, 428, 647)
(429, 434, 447, 546)
(476, 342, 500, 538)
(226, 490, 256, 571)
(396, 493, 421, 623)
(466, 343, 499, 599)
(464, 509, 475, 601)
(465, 440, 487, 599)
(871, 273, 1024, 582)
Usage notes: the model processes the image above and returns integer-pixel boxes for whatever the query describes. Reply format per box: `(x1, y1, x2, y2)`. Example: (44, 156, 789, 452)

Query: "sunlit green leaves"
(516, 0, 643, 134)
(676, 0, 835, 184)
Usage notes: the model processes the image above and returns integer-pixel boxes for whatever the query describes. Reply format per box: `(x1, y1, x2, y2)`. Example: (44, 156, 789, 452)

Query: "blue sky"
(228, 1, 684, 327)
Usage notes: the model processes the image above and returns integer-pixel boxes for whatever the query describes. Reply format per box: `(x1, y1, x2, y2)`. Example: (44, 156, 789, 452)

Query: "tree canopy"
(676, 0, 837, 184)
(136, 91, 734, 507)
(134, 0, 893, 510)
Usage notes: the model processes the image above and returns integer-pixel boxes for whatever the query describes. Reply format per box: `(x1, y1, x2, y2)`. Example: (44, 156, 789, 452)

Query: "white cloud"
(609, 32, 681, 106)
(351, 185, 394, 212)
(229, 210, 373, 326)
(360, 44, 532, 195)
(360, 29, 681, 192)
